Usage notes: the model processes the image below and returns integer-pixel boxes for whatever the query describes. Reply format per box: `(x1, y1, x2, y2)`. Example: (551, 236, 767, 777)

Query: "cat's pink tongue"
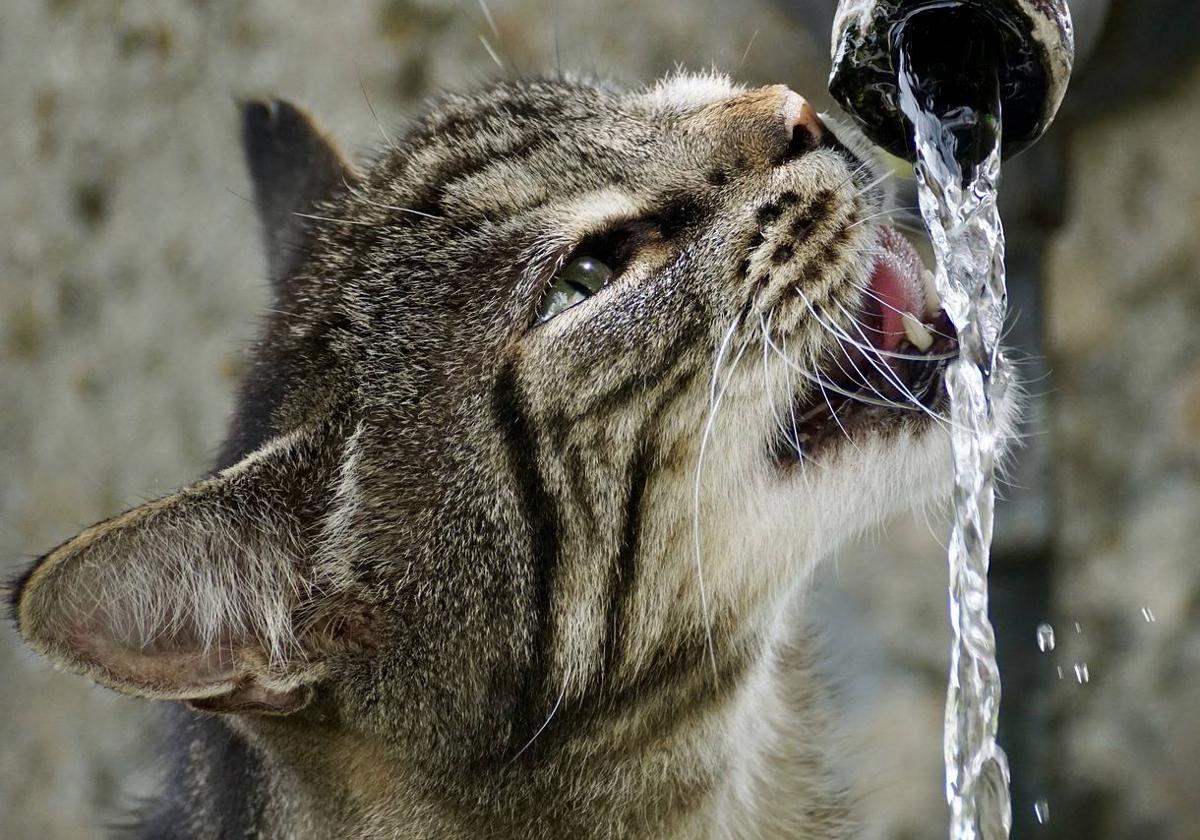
(869, 226, 928, 352)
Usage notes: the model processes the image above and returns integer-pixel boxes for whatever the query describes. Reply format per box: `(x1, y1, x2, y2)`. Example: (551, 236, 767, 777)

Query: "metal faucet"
(827, 0, 1076, 161)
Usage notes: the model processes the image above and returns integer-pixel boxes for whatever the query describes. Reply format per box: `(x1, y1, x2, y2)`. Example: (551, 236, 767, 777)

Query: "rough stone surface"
(1045, 58, 1200, 840)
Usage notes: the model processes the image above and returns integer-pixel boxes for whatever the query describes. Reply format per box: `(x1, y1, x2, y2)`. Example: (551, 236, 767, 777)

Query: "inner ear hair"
(13, 426, 354, 716)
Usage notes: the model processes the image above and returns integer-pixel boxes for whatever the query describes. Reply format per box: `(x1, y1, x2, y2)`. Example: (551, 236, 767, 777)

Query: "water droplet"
(1034, 798, 1050, 825)
(1056, 666, 1064, 680)
(1142, 606, 1156, 623)
(1074, 662, 1090, 684)
(1073, 622, 1082, 634)
(1036, 623, 1055, 652)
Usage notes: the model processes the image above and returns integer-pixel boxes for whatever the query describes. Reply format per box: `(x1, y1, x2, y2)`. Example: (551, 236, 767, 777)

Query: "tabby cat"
(11, 71, 1016, 838)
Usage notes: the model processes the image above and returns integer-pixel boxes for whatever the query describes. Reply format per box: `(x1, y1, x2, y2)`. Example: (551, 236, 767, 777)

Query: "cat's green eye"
(537, 256, 614, 322)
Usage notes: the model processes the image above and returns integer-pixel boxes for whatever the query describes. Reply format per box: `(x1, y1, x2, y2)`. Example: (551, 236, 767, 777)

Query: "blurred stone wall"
(2, 1, 1196, 838)
(1046, 59, 1200, 839)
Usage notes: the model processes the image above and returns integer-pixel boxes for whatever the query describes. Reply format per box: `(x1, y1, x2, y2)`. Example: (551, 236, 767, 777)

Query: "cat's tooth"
(922, 268, 940, 312)
(903, 313, 934, 351)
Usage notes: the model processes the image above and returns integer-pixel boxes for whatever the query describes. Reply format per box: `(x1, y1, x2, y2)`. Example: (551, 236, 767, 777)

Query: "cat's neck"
(225, 599, 853, 839)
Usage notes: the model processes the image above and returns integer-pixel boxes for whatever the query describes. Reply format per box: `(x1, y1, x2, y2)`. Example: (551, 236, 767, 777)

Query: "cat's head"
(13, 74, 1013, 735)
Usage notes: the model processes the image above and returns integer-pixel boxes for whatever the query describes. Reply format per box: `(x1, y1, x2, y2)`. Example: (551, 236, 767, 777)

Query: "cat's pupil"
(562, 257, 611, 294)
(538, 256, 614, 322)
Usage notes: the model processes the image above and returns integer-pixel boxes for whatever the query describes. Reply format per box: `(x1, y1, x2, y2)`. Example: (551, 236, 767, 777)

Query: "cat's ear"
(13, 428, 358, 715)
(241, 99, 356, 285)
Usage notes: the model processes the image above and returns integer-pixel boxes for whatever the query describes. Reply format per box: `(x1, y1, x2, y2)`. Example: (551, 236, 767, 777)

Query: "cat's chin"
(764, 348, 1021, 554)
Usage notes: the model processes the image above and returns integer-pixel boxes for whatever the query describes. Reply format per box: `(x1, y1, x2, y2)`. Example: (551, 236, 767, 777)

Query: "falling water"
(1036, 623, 1055, 653)
(897, 42, 1013, 840)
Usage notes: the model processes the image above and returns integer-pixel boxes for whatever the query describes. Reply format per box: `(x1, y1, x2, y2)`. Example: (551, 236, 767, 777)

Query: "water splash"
(898, 45, 1012, 840)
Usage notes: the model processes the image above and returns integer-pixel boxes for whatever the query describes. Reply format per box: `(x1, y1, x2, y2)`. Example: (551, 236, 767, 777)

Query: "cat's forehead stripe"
(558, 190, 643, 236)
(520, 190, 643, 284)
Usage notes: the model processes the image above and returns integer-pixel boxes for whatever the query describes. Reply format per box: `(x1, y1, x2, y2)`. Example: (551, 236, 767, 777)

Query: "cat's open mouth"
(776, 225, 958, 460)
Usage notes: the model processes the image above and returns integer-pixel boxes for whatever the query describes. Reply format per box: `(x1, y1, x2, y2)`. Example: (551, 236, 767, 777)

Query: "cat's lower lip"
(771, 225, 959, 462)
(773, 310, 958, 462)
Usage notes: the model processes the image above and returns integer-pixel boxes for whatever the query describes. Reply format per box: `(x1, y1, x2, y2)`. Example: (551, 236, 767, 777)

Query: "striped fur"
(12, 72, 1018, 837)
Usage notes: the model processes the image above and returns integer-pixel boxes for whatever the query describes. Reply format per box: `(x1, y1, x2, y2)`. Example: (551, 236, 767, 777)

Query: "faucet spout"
(829, 0, 1075, 162)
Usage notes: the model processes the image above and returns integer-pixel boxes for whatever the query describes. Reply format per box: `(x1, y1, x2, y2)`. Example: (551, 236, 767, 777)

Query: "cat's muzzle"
(776, 224, 958, 460)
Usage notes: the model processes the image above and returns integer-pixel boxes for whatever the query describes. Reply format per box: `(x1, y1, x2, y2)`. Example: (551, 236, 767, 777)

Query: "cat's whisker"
(341, 174, 443, 220)
(816, 332, 918, 425)
(823, 306, 924, 401)
(479, 35, 506, 72)
(806, 344, 864, 452)
(357, 69, 398, 153)
(503, 676, 569, 769)
(859, 206, 924, 226)
(692, 317, 746, 687)
(830, 161, 877, 199)
(838, 166, 895, 206)
(764, 332, 918, 413)
(763, 334, 868, 450)
(798, 290, 895, 377)
(831, 342, 911, 415)
(797, 291, 955, 363)
(799, 289, 932, 412)
(1000, 308, 1025, 342)
(889, 220, 931, 238)
(786, 396, 824, 486)
(821, 296, 989, 439)
(757, 316, 824, 491)
(738, 30, 760, 71)
(478, 0, 502, 42)
(862, 215, 927, 238)
(373, 201, 441, 220)
(233, 186, 387, 234)
(858, 168, 896, 197)
(826, 300, 965, 436)
(758, 312, 789, 448)
(292, 211, 374, 227)
(761, 317, 811, 478)
(831, 300, 960, 432)
(847, 206, 922, 230)
(920, 503, 951, 553)
(851, 284, 957, 340)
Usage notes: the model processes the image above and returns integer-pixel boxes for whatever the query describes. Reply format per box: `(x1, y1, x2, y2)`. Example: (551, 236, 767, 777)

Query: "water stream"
(898, 46, 1014, 840)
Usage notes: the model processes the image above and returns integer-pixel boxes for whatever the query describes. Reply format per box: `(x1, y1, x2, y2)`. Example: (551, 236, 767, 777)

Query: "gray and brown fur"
(10, 72, 1010, 838)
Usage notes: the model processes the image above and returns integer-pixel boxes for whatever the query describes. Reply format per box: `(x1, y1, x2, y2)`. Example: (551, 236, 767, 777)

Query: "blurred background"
(2, 0, 1198, 837)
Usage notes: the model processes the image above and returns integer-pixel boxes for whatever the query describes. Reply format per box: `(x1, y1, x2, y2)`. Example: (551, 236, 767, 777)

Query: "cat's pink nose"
(781, 90, 825, 147)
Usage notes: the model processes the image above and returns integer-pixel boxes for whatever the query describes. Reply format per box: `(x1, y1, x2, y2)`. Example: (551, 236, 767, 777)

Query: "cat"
(10, 71, 1016, 838)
